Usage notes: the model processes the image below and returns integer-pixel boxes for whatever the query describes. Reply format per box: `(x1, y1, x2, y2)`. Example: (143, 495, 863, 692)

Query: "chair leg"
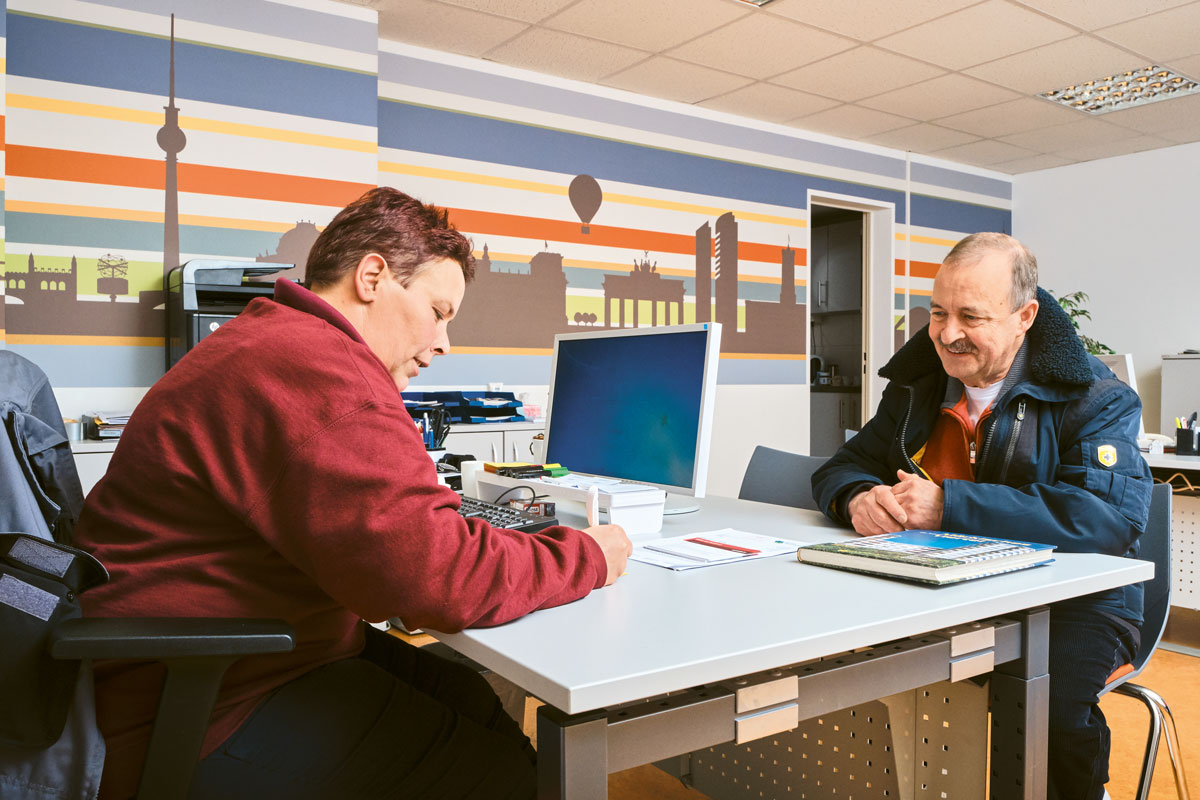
(1114, 682, 1191, 800)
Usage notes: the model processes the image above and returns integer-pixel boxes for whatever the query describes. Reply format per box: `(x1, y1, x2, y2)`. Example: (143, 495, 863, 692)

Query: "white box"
(475, 473, 666, 535)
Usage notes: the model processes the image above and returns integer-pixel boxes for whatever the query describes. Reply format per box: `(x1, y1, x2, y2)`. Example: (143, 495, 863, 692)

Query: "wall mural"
(2, 3, 1011, 389)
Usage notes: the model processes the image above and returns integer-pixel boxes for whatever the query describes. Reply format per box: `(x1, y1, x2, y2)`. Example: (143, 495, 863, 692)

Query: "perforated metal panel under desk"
(1171, 493, 1200, 610)
(686, 679, 988, 800)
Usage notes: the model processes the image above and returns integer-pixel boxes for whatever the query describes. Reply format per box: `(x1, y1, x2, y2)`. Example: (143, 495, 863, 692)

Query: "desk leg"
(990, 607, 1050, 800)
(536, 705, 608, 800)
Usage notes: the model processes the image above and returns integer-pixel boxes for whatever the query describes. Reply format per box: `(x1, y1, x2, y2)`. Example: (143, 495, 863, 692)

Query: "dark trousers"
(189, 626, 535, 800)
(1047, 605, 1139, 800)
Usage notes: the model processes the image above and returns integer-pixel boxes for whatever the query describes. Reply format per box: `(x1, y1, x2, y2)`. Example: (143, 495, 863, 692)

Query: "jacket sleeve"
(812, 382, 908, 524)
(245, 402, 608, 632)
(941, 379, 1151, 555)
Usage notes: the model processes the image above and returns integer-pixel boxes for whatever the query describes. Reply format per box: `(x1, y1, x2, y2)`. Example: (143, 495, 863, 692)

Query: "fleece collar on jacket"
(880, 286, 1094, 388)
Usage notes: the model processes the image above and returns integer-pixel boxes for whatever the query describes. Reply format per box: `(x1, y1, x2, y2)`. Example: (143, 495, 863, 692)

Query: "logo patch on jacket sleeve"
(1097, 444, 1118, 468)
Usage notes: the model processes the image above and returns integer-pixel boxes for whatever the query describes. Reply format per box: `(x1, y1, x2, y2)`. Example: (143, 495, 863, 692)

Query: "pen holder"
(1178, 428, 1200, 456)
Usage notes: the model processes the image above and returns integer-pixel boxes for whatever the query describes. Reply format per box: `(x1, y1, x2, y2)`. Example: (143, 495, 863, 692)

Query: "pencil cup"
(1178, 428, 1200, 456)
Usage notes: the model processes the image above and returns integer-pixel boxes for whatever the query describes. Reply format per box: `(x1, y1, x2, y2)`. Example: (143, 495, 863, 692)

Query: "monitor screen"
(543, 323, 721, 496)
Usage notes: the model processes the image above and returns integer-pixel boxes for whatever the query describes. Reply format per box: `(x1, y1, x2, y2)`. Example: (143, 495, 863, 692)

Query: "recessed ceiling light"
(1039, 66, 1200, 115)
(733, 0, 775, 6)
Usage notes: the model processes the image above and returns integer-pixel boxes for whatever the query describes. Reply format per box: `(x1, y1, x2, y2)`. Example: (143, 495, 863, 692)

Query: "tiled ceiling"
(352, 0, 1200, 174)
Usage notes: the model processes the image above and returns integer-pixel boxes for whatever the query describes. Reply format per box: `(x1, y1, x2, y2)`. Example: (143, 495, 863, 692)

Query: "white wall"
(706, 385, 809, 499)
(1012, 140, 1200, 434)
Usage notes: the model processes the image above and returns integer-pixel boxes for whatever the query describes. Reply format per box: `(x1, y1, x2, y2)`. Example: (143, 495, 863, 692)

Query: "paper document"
(632, 529, 803, 570)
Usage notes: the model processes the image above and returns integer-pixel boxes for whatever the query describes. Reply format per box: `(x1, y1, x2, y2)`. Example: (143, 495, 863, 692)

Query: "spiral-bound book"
(796, 530, 1055, 585)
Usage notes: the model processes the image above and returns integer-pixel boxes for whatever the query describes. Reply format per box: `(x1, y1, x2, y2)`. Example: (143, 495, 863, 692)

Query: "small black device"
(455, 496, 558, 533)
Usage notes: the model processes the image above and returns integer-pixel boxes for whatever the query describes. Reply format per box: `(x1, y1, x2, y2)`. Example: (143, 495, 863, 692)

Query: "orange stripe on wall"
(447, 207, 806, 266)
(7, 145, 373, 207)
(895, 259, 941, 279)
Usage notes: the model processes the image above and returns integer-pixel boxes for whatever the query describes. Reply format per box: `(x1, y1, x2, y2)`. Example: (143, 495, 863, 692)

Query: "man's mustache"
(939, 338, 975, 354)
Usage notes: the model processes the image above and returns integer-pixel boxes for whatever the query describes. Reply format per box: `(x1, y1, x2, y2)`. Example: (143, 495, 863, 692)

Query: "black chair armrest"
(50, 617, 295, 661)
(50, 618, 295, 800)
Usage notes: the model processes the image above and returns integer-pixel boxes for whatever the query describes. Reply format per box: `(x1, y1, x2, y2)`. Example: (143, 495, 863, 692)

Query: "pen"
(684, 537, 761, 555)
(586, 486, 599, 527)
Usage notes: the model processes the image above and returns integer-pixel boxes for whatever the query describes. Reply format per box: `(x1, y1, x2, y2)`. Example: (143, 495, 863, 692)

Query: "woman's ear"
(352, 253, 389, 303)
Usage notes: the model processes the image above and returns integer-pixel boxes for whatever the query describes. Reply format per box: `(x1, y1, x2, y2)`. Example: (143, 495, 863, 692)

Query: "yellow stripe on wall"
(482, 251, 804, 284)
(7, 334, 165, 347)
(382, 162, 806, 228)
(720, 352, 806, 360)
(9, 94, 376, 153)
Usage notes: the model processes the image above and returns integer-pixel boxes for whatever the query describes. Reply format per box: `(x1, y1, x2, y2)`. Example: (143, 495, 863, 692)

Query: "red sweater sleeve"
(245, 401, 607, 631)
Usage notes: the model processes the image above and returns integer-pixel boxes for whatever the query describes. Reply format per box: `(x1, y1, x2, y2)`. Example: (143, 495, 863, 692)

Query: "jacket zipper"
(899, 385, 919, 473)
(998, 400, 1027, 483)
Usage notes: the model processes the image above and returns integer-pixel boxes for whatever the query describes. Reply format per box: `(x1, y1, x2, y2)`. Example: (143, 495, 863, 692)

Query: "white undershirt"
(964, 380, 1004, 427)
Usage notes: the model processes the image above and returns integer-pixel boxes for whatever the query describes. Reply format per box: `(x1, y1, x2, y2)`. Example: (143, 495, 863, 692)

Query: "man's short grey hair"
(943, 232, 1037, 311)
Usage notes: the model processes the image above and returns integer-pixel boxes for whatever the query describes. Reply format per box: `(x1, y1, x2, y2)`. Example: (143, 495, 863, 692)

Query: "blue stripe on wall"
(7, 213, 286, 261)
(8, 343, 165, 387)
(381, 52, 920, 189)
(383, 101, 911, 221)
(911, 162, 1011, 202)
(81, 0, 377, 55)
(417, 352, 804, 386)
(10, 13, 377, 126)
(910, 194, 1011, 235)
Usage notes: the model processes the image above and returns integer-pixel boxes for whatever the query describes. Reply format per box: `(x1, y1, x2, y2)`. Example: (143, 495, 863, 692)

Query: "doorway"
(808, 205, 865, 456)
(806, 193, 896, 456)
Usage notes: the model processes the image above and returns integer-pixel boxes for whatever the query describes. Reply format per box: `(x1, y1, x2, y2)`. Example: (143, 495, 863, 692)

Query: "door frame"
(806, 190, 896, 422)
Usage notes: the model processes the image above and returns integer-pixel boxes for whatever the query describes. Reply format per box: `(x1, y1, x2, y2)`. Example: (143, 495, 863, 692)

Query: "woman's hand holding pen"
(582, 524, 632, 586)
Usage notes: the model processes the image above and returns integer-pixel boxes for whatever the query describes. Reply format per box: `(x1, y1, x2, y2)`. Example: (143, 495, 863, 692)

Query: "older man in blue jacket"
(813, 232, 1151, 800)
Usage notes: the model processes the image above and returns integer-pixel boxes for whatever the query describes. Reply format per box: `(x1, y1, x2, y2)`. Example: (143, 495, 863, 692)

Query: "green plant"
(1049, 290, 1115, 355)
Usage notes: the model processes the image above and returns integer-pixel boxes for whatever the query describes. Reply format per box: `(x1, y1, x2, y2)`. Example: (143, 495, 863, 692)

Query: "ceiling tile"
(860, 73, 1021, 119)
(542, 0, 749, 52)
(484, 28, 647, 82)
(1097, 3, 1200, 61)
(964, 35, 1148, 95)
(669, 14, 855, 80)
(865, 123, 981, 152)
(601, 56, 753, 104)
(936, 97, 1086, 137)
(1097, 91, 1200, 134)
(999, 118, 1141, 150)
(1051, 133, 1176, 161)
(699, 82, 841, 122)
(1018, 0, 1196, 31)
(378, 0, 528, 56)
(764, 0, 980, 41)
(1169, 52, 1200, 79)
(790, 104, 914, 138)
(1157, 123, 1200, 142)
(931, 138, 1041, 166)
(991, 153, 1076, 173)
(771, 46, 945, 102)
(431, 0, 577, 23)
(875, 0, 1077, 71)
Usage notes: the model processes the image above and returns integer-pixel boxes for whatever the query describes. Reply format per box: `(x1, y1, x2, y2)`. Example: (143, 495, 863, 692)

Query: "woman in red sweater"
(76, 188, 631, 799)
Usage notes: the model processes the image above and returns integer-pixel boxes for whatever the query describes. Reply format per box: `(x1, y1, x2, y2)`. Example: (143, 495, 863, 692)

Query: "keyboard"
(456, 496, 559, 533)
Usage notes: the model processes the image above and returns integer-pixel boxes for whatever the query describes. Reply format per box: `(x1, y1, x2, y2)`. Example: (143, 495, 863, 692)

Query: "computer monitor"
(543, 323, 722, 508)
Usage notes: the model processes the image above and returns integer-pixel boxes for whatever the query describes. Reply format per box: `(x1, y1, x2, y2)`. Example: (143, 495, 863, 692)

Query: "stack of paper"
(84, 411, 132, 440)
(631, 529, 804, 571)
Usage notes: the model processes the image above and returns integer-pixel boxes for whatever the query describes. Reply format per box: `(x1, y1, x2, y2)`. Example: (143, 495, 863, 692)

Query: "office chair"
(0, 351, 295, 800)
(738, 446, 828, 511)
(1100, 483, 1191, 800)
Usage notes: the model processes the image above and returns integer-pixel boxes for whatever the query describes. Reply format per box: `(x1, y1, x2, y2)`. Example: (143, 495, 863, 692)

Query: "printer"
(166, 260, 293, 369)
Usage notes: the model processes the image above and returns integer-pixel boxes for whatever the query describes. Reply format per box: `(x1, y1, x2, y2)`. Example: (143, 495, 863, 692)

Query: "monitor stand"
(662, 494, 700, 515)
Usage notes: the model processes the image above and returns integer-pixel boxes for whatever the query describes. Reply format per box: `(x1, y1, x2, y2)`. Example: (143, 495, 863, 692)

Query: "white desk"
(431, 497, 1151, 799)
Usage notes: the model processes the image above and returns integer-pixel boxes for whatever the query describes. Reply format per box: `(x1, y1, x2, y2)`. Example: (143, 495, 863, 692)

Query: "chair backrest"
(1129, 483, 1173, 675)
(738, 446, 828, 511)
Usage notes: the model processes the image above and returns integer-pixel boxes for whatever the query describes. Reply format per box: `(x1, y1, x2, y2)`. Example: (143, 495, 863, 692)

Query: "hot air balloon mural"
(569, 174, 602, 234)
